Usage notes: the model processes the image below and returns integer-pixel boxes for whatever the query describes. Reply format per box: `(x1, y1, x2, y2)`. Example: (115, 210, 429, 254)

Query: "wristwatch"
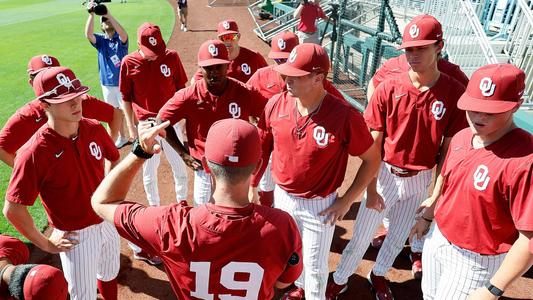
(131, 138, 153, 159)
(485, 282, 504, 297)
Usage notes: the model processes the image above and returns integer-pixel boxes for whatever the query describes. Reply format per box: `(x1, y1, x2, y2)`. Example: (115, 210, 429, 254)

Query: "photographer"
(293, 0, 332, 45)
(85, 1, 131, 148)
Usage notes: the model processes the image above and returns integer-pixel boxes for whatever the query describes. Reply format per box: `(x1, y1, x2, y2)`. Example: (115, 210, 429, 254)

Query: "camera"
(83, 0, 111, 15)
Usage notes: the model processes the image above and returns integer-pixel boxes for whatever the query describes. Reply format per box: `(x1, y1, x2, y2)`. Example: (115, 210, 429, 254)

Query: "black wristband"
(485, 282, 504, 297)
(421, 216, 433, 223)
(131, 139, 153, 159)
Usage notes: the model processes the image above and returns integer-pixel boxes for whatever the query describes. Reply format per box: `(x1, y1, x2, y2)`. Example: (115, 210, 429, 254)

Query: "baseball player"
(92, 118, 304, 299)
(0, 235, 68, 300)
(3, 67, 121, 300)
(366, 39, 469, 276)
(177, 0, 188, 32)
(408, 64, 532, 300)
(119, 22, 189, 208)
(326, 15, 468, 300)
(85, 3, 131, 148)
(157, 39, 268, 206)
(0, 54, 122, 168)
(193, 19, 268, 84)
(293, 0, 332, 44)
(251, 43, 381, 300)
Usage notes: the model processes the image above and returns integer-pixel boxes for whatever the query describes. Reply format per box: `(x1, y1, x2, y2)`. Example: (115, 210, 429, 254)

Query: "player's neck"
(296, 88, 326, 117)
(228, 46, 240, 61)
(47, 118, 80, 139)
(211, 181, 251, 208)
(408, 67, 440, 91)
(104, 29, 116, 38)
(472, 122, 516, 149)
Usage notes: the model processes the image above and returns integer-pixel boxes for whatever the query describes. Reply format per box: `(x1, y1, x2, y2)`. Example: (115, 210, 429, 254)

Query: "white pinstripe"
(193, 169, 212, 206)
(422, 223, 506, 300)
(274, 185, 336, 300)
(141, 122, 188, 206)
(56, 221, 120, 300)
(333, 163, 432, 284)
(258, 156, 275, 192)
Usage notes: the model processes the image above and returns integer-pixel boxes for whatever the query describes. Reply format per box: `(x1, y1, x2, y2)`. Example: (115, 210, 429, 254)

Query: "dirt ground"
(28, 0, 533, 299)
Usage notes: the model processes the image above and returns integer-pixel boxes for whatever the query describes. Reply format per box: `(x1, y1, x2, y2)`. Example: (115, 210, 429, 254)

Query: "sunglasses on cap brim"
(37, 78, 83, 100)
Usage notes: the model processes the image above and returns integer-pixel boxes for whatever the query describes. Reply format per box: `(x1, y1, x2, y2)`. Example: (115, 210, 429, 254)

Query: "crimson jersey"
(435, 128, 533, 255)
(194, 46, 268, 83)
(246, 65, 345, 101)
(120, 49, 188, 120)
(115, 202, 303, 299)
(372, 54, 469, 88)
(6, 119, 119, 231)
(0, 95, 114, 154)
(252, 92, 373, 198)
(364, 72, 467, 170)
(158, 78, 268, 160)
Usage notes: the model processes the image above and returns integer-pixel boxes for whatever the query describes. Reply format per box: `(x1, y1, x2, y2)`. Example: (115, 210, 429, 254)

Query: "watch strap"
(131, 139, 153, 159)
(485, 282, 504, 297)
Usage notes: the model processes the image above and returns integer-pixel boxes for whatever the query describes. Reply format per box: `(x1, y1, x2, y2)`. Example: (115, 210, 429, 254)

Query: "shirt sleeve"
(276, 215, 303, 284)
(6, 147, 42, 206)
(0, 113, 40, 154)
(119, 59, 133, 103)
(157, 89, 187, 125)
(193, 69, 203, 82)
(509, 161, 533, 231)
(317, 5, 326, 18)
(82, 95, 115, 124)
(91, 33, 103, 48)
(251, 99, 275, 187)
(173, 52, 188, 90)
(363, 82, 388, 132)
(255, 53, 268, 69)
(346, 106, 374, 156)
(444, 85, 468, 137)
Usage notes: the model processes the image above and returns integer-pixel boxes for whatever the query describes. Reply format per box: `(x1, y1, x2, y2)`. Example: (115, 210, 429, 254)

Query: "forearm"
(422, 174, 444, 219)
(0, 148, 15, 168)
(106, 14, 128, 42)
(366, 80, 376, 103)
(163, 126, 188, 155)
(293, 4, 303, 18)
(123, 102, 137, 135)
(85, 14, 96, 43)
(489, 231, 533, 292)
(3, 203, 50, 251)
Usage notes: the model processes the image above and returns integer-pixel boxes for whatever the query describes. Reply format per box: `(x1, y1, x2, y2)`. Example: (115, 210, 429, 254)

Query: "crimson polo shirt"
(120, 49, 188, 120)
(0, 95, 114, 154)
(6, 119, 119, 231)
(114, 202, 303, 299)
(372, 54, 470, 88)
(297, 3, 326, 33)
(435, 128, 533, 255)
(194, 46, 268, 84)
(246, 65, 345, 101)
(253, 92, 373, 198)
(158, 78, 268, 160)
(364, 72, 467, 170)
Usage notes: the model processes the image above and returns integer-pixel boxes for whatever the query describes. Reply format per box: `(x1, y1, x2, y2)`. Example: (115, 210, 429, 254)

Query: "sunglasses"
(274, 58, 287, 64)
(38, 78, 83, 100)
(219, 34, 239, 42)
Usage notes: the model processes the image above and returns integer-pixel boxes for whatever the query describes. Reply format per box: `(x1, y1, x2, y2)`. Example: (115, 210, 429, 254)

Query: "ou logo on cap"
(149, 36, 157, 46)
(56, 73, 74, 89)
(277, 38, 286, 50)
(288, 49, 297, 63)
(479, 77, 496, 97)
(223, 21, 230, 30)
(89, 142, 102, 160)
(208, 44, 218, 57)
(409, 24, 420, 38)
(41, 55, 53, 65)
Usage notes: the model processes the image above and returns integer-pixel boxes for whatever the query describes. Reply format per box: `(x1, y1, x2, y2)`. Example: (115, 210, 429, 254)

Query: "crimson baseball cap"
(217, 19, 239, 36)
(27, 55, 60, 76)
(458, 64, 525, 113)
(23, 265, 68, 300)
(398, 14, 443, 49)
(268, 31, 299, 59)
(205, 119, 261, 167)
(137, 22, 166, 57)
(275, 43, 330, 76)
(32, 66, 90, 103)
(0, 235, 30, 265)
(198, 40, 230, 67)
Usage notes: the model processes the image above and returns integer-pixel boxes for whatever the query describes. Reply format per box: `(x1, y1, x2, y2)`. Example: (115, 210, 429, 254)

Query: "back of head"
(27, 54, 60, 77)
(8, 264, 68, 300)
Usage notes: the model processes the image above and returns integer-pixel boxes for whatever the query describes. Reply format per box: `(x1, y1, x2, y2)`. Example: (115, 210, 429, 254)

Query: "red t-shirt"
(297, 3, 326, 33)
(120, 49, 188, 120)
(0, 95, 114, 154)
(246, 65, 345, 101)
(194, 46, 268, 84)
(372, 54, 469, 88)
(435, 128, 533, 255)
(6, 119, 119, 231)
(158, 78, 268, 160)
(114, 202, 303, 299)
(253, 92, 373, 198)
(364, 72, 467, 170)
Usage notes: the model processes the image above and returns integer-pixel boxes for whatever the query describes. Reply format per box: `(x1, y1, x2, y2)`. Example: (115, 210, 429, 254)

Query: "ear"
(28, 78, 33, 87)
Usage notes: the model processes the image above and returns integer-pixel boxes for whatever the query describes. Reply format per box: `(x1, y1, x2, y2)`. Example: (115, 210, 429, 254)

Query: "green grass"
(0, 0, 175, 240)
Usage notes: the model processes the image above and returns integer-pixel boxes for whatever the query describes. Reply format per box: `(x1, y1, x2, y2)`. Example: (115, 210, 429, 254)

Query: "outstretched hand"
(138, 120, 170, 155)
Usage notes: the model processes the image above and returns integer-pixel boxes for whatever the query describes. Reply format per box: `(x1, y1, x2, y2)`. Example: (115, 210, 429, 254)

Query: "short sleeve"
(363, 82, 388, 132)
(0, 113, 41, 154)
(172, 52, 188, 90)
(248, 86, 268, 118)
(346, 107, 373, 156)
(276, 216, 303, 284)
(92, 33, 104, 49)
(157, 89, 188, 125)
(82, 95, 114, 123)
(6, 147, 42, 206)
(317, 5, 326, 18)
(509, 162, 533, 231)
(119, 59, 133, 103)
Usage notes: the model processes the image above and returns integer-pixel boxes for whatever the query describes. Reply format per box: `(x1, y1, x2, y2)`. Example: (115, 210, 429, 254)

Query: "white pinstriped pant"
(56, 221, 120, 300)
(333, 163, 432, 284)
(274, 185, 336, 300)
(259, 156, 275, 192)
(141, 122, 188, 206)
(193, 169, 212, 206)
(422, 223, 506, 300)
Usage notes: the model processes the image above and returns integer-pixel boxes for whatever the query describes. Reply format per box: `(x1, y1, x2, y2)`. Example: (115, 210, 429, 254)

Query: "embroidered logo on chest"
(229, 102, 241, 118)
(89, 142, 102, 160)
(473, 164, 490, 191)
(313, 126, 329, 147)
(431, 100, 446, 120)
(160, 64, 171, 77)
(241, 63, 251, 75)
